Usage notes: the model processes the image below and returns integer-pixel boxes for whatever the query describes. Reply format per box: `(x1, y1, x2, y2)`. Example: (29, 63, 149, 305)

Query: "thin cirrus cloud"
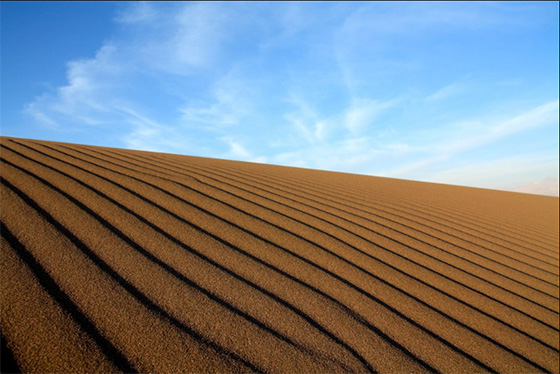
(14, 1, 560, 195)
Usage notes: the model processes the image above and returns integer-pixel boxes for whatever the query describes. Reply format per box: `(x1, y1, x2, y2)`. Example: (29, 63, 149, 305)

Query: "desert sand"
(1, 135, 558, 373)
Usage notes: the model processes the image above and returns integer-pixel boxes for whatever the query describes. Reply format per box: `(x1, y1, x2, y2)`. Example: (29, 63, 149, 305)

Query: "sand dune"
(1, 135, 558, 374)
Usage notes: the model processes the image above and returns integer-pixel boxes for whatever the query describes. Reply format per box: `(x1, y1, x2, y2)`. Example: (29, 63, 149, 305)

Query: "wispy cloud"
(425, 80, 468, 102)
(221, 136, 252, 159)
(180, 72, 254, 128)
(344, 98, 396, 134)
(282, 93, 326, 145)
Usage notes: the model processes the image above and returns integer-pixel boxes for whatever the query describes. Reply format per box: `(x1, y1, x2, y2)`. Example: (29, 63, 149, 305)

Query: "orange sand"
(1, 136, 558, 373)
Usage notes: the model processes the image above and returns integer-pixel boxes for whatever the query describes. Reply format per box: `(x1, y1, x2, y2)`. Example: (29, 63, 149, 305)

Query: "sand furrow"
(183, 162, 559, 292)
(3, 167, 272, 372)
(0, 176, 261, 374)
(234, 167, 559, 271)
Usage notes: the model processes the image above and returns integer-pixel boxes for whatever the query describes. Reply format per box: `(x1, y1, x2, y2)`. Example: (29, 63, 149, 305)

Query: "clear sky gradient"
(1, 2, 558, 195)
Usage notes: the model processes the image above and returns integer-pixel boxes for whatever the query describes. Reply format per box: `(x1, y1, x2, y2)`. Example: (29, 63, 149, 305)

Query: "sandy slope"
(1, 136, 558, 374)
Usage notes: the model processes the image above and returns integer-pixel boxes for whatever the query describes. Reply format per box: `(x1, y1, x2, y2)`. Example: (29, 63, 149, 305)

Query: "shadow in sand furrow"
(5, 141, 502, 372)
(1, 331, 21, 374)
(13, 144, 557, 373)
(113, 148, 559, 313)
(68, 144, 560, 349)
(201, 157, 559, 254)
(0, 220, 136, 373)
(187, 159, 559, 286)
(0, 176, 266, 374)
(0, 149, 375, 373)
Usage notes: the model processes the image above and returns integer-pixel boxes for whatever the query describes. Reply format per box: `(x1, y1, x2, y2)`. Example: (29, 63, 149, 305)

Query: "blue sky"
(1, 2, 559, 196)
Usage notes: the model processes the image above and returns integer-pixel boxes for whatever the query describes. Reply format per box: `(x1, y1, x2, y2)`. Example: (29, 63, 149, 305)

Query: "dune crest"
(1, 136, 558, 373)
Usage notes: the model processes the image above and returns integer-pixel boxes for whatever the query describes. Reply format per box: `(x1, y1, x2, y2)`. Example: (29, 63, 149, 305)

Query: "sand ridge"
(1, 136, 558, 373)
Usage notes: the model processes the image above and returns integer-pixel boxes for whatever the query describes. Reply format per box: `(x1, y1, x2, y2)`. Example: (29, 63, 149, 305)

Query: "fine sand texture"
(1, 136, 558, 373)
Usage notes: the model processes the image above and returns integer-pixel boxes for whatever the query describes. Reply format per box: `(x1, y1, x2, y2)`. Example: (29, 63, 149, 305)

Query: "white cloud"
(494, 100, 559, 134)
(180, 94, 241, 128)
(282, 93, 397, 147)
(385, 143, 423, 156)
(171, 3, 231, 68)
(180, 69, 255, 128)
(116, 106, 163, 129)
(282, 93, 325, 145)
(115, 2, 240, 76)
(36, 44, 121, 121)
(24, 101, 59, 129)
(222, 137, 252, 159)
(338, 2, 529, 39)
(266, 134, 385, 175)
(344, 98, 395, 134)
